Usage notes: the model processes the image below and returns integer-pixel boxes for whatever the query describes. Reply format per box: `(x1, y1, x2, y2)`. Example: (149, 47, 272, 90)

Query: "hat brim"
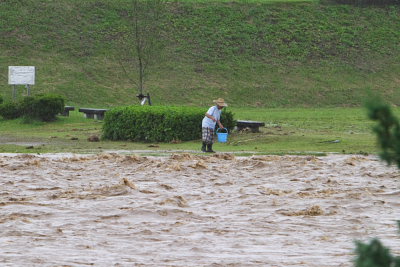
(213, 100, 228, 107)
(216, 102, 228, 107)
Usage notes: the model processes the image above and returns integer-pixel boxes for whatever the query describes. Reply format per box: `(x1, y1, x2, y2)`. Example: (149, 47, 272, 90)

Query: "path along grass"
(0, 107, 392, 155)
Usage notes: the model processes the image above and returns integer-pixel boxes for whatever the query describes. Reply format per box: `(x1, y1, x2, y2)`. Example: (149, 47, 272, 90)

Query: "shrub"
(102, 105, 236, 142)
(0, 94, 64, 122)
(20, 94, 65, 122)
(0, 95, 3, 104)
(367, 98, 400, 168)
(355, 238, 400, 267)
(0, 102, 22, 120)
(356, 99, 400, 266)
(219, 109, 236, 132)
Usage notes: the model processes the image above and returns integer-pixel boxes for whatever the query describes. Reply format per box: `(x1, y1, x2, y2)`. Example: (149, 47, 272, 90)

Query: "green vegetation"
(117, 0, 167, 98)
(20, 94, 64, 122)
(355, 229, 400, 266)
(355, 237, 400, 267)
(1, 2, 399, 265)
(367, 98, 400, 167)
(0, 94, 64, 121)
(102, 105, 232, 142)
(333, 0, 399, 6)
(102, 105, 235, 142)
(0, 102, 22, 120)
(0, 0, 399, 108)
(353, 102, 400, 267)
(0, 107, 387, 154)
(0, 0, 398, 154)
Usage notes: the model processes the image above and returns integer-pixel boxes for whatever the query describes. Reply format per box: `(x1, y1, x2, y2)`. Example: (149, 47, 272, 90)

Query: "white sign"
(8, 66, 35, 85)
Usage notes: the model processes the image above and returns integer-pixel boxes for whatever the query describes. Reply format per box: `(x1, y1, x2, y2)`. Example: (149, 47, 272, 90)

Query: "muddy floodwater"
(1, 153, 399, 266)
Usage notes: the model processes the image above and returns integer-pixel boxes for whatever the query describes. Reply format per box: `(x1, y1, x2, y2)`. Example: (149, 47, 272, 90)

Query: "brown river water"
(0, 153, 399, 266)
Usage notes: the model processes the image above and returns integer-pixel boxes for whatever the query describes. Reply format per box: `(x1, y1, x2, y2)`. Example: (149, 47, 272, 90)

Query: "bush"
(219, 109, 236, 132)
(102, 105, 236, 142)
(356, 99, 400, 267)
(0, 94, 64, 122)
(0, 102, 22, 120)
(21, 94, 65, 122)
(367, 98, 400, 168)
(0, 95, 3, 104)
(355, 238, 400, 267)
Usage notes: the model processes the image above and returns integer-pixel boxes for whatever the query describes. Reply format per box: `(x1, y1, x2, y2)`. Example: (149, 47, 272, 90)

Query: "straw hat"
(213, 98, 228, 107)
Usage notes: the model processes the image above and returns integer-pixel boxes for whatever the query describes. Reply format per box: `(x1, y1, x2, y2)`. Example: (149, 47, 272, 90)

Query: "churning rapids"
(1, 153, 399, 266)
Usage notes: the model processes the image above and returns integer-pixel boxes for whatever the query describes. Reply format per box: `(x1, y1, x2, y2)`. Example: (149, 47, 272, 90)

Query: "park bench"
(60, 106, 75, 116)
(236, 120, 265, 133)
(78, 108, 108, 120)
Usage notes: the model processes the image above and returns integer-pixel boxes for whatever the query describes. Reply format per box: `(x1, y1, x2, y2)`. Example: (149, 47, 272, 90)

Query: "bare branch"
(116, 0, 166, 97)
(116, 56, 137, 87)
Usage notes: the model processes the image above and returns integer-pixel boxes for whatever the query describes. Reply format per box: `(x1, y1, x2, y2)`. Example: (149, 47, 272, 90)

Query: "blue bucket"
(216, 128, 228, 143)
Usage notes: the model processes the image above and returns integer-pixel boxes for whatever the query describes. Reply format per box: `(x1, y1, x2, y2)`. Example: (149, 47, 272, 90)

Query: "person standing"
(201, 98, 228, 153)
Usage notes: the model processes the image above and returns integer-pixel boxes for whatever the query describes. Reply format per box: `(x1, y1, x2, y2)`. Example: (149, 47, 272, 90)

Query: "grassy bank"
(0, 107, 387, 155)
(0, 0, 399, 107)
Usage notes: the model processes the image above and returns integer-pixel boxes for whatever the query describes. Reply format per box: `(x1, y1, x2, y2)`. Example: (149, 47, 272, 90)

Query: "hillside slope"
(1, 0, 399, 107)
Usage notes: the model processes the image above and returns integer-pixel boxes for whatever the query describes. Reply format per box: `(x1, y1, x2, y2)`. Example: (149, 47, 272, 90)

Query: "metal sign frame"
(8, 66, 35, 99)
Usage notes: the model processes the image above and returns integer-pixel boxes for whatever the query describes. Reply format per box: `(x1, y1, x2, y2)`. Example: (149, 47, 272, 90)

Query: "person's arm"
(205, 107, 224, 128)
(205, 112, 217, 122)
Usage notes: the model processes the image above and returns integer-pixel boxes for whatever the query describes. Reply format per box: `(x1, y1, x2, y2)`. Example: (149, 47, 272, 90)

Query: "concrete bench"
(60, 106, 75, 116)
(236, 120, 265, 133)
(78, 108, 108, 120)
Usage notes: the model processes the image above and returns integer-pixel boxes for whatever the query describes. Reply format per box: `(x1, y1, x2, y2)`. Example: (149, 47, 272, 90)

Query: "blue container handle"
(216, 128, 228, 133)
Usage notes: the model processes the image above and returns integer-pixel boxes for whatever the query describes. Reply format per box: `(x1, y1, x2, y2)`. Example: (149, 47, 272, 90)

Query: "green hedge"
(0, 102, 22, 120)
(21, 94, 64, 122)
(102, 105, 236, 142)
(0, 94, 64, 122)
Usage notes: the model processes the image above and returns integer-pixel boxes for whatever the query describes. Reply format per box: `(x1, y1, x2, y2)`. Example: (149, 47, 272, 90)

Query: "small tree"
(117, 0, 166, 103)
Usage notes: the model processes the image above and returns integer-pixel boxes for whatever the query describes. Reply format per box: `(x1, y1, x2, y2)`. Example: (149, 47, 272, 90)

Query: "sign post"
(8, 66, 35, 100)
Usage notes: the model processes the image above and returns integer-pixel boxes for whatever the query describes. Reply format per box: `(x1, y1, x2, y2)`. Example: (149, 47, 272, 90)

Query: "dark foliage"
(355, 101, 400, 266)
(0, 94, 64, 122)
(218, 110, 235, 133)
(0, 102, 22, 120)
(366, 98, 400, 168)
(102, 105, 236, 142)
(20, 94, 65, 122)
(355, 238, 400, 266)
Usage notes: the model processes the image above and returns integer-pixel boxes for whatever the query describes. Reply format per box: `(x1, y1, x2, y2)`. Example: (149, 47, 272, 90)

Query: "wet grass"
(0, 1, 399, 107)
(0, 107, 389, 155)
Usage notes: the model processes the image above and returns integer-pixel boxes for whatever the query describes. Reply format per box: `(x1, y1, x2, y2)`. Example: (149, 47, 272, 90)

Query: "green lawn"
(0, 107, 385, 155)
